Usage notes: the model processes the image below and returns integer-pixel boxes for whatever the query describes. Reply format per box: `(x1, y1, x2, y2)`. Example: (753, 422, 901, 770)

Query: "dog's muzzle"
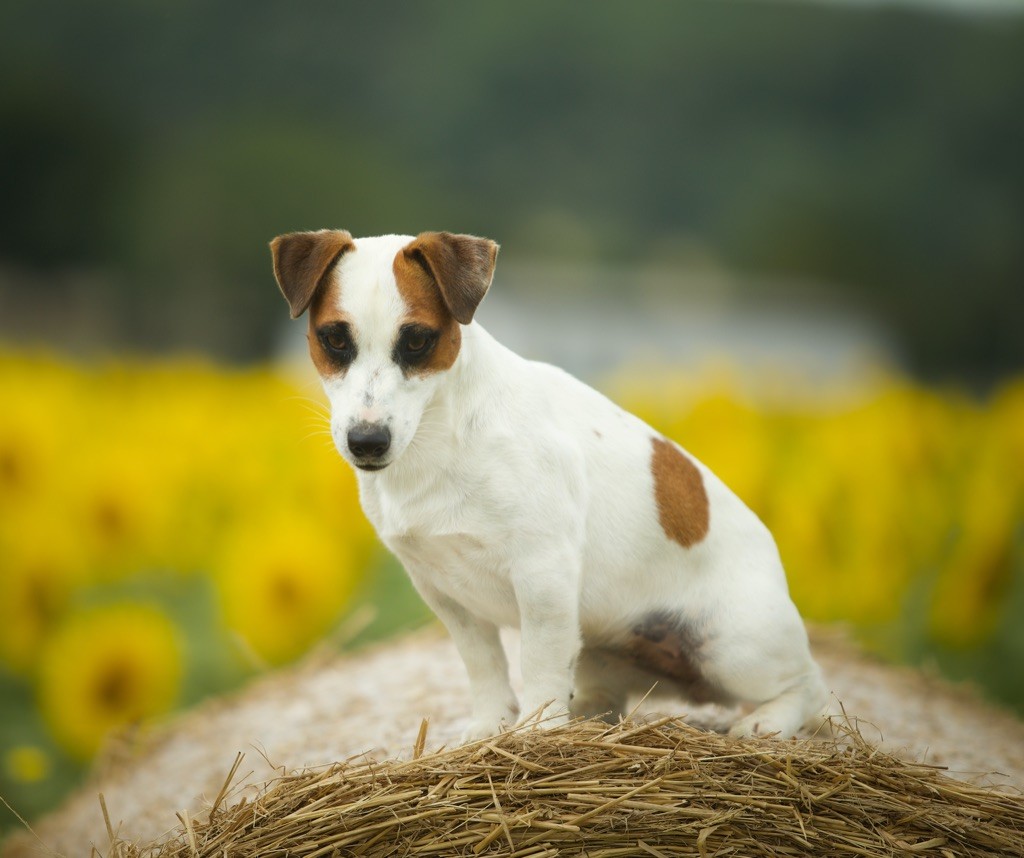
(347, 422, 391, 470)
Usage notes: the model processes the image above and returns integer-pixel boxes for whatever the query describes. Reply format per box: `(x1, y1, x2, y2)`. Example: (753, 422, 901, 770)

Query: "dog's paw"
(517, 700, 570, 730)
(727, 714, 777, 739)
(727, 711, 799, 739)
(459, 717, 511, 744)
(459, 701, 519, 744)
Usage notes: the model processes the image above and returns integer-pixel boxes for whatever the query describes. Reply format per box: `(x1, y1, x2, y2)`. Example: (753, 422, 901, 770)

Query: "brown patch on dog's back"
(392, 246, 462, 376)
(650, 437, 710, 547)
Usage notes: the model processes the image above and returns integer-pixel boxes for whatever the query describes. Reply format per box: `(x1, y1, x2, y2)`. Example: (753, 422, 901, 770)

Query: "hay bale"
(119, 718, 1024, 857)
(4, 628, 1023, 856)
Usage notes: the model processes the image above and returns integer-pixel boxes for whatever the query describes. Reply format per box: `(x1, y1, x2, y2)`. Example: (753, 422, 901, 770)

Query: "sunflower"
(37, 603, 182, 760)
(0, 530, 83, 674)
(61, 444, 173, 581)
(215, 510, 359, 665)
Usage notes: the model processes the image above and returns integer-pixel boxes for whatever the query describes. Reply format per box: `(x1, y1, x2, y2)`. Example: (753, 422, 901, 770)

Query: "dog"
(270, 229, 828, 740)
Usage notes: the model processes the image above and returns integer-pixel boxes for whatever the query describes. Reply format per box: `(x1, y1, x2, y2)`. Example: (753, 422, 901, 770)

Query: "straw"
(108, 716, 1024, 857)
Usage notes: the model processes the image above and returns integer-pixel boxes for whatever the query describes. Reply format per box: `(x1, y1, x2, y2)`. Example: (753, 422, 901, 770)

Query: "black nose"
(347, 424, 391, 459)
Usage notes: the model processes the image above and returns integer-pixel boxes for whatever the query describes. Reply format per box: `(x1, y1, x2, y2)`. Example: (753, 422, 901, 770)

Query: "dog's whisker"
(299, 408, 330, 420)
(288, 377, 327, 396)
(298, 409, 331, 422)
(283, 393, 330, 408)
(302, 425, 331, 437)
(293, 403, 332, 420)
(301, 432, 335, 445)
(283, 396, 331, 416)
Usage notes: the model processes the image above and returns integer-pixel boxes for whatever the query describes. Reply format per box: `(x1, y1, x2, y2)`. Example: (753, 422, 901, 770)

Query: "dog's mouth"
(355, 462, 389, 472)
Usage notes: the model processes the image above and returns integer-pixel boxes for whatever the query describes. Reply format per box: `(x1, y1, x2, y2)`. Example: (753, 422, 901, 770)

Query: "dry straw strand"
(110, 717, 1024, 857)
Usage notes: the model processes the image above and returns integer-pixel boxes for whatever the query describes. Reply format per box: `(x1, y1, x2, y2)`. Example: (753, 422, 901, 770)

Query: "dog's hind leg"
(726, 668, 829, 738)
(707, 618, 829, 738)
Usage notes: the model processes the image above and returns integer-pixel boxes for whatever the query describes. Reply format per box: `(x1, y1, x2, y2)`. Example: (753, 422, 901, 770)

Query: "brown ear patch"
(650, 437, 710, 548)
(270, 229, 355, 319)
(402, 231, 498, 325)
(392, 244, 462, 376)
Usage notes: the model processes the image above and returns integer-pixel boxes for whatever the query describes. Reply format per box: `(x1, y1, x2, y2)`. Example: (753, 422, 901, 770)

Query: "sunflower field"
(1, 350, 1023, 831)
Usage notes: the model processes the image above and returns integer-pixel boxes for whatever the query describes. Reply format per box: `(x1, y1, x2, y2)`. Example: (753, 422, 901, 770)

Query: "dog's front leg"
(512, 547, 581, 730)
(411, 577, 519, 742)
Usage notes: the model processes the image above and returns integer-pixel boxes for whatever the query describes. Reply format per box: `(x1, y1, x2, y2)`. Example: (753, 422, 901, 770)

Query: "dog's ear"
(404, 232, 499, 325)
(269, 229, 355, 319)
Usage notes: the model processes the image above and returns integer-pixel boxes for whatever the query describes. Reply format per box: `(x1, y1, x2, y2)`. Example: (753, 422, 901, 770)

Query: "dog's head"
(270, 230, 498, 472)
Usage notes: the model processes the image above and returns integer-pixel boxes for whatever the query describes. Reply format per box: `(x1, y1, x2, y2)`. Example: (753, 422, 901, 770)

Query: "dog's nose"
(347, 424, 391, 459)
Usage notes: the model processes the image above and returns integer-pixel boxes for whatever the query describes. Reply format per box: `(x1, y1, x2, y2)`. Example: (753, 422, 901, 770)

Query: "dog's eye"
(404, 333, 428, 353)
(325, 330, 349, 351)
(317, 324, 355, 364)
(396, 327, 438, 365)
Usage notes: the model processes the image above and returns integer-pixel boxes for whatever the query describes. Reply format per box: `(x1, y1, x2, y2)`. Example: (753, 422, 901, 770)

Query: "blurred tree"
(0, 82, 130, 267)
(0, 0, 1021, 379)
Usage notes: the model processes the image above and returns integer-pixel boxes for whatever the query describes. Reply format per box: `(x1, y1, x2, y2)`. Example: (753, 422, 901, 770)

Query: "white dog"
(270, 229, 828, 740)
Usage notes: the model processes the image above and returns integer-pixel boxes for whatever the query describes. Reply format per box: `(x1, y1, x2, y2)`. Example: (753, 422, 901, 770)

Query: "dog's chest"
(390, 531, 520, 626)
(359, 467, 523, 625)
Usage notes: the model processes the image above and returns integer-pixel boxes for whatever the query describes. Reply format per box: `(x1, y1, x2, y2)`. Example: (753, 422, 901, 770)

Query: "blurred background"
(2, 0, 1023, 836)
